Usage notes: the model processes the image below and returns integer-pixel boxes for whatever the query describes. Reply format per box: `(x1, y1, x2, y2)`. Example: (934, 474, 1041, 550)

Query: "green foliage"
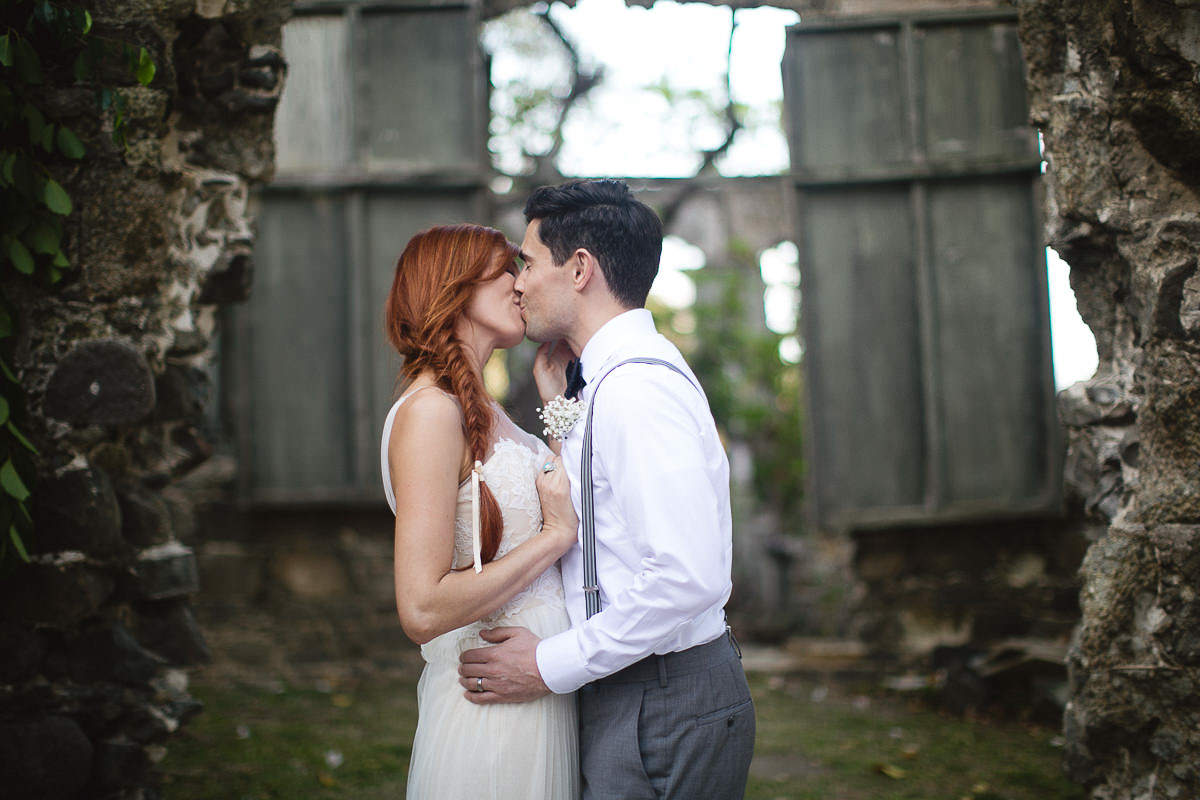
(0, 1, 155, 570)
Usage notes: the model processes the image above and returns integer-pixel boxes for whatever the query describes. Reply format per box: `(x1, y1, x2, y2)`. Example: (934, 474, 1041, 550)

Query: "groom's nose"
(514, 270, 526, 294)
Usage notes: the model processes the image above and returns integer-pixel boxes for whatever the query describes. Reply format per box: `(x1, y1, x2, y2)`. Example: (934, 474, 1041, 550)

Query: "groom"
(458, 179, 755, 798)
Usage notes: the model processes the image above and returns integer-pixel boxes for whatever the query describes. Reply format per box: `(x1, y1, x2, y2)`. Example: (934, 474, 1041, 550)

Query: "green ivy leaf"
(53, 250, 70, 268)
(9, 525, 30, 563)
(25, 219, 60, 255)
(40, 122, 55, 153)
(0, 356, 16, 383)
(1, 458, 30, 502)
(7, 239, 34, 275)
(12, 36, 43, 85)
(56, 126, 85, 159)
(0, 152, 14, 186)
(83, 10, 93, 35)
(6, 421, 39, 455)
(0, 34, 11, 68)
(0, 395, 9, 425)
(72, 51, 89, 83)
(136, 47, 156, 86)
(21, 104, 46, 142)
(42, 179, 71, 215)
(8, 154, 34, 200)
(33, 1, 54, 26)
(49, 267, 62, 284)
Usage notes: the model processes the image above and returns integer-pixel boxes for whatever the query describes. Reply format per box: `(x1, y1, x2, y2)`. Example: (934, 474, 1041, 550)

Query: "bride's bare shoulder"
(391, 387, 464, 443)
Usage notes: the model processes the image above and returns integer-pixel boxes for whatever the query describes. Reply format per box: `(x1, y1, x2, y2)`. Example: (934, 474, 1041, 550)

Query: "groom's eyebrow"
(518, 250, 530, 265)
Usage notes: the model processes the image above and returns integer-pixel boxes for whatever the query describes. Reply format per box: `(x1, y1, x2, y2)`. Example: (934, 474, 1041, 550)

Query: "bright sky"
(485, 0, 1098, 390)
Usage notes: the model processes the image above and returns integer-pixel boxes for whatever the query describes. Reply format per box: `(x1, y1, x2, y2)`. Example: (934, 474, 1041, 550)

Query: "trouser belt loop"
(727, 624, 742, 660)
(657, 654, 668, 688)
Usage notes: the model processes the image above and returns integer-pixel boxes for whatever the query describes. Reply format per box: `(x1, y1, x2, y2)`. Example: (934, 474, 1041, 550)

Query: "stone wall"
(0, 1, 290, 797)
(1019, 1, 1200, 796)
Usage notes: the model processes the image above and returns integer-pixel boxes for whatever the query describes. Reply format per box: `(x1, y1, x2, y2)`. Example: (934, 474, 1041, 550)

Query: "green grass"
(160, 672, 1083, 800)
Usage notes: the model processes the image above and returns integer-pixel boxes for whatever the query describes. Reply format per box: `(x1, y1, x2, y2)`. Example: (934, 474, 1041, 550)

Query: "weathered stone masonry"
(1019, 1, 1200, 796)
(0, 1, 289, 797)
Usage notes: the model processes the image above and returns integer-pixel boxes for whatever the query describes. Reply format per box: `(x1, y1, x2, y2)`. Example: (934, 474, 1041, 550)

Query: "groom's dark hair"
(524, 179, 662, 309)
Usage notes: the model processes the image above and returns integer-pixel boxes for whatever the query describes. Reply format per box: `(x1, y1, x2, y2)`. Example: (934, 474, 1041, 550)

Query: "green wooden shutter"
(228, 1, 488, 505)
(783, 9, 1061, 530)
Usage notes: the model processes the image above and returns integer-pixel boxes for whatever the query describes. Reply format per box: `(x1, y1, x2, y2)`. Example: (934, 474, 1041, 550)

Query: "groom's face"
(515, 219, 574, 343)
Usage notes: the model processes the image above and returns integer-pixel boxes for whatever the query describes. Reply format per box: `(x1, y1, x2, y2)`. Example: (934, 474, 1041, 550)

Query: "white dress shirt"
(535, 309, 733, 694)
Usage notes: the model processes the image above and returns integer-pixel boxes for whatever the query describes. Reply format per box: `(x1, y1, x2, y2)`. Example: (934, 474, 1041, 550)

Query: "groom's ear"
(571, 248, 601, 292)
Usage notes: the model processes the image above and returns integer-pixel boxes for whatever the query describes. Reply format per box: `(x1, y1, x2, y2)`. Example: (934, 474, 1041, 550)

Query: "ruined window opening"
(1045, 246, 1099, 389)
(482, 0, 798, 178)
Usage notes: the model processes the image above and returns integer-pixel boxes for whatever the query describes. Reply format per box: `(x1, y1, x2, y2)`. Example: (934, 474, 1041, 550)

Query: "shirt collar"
(579, 308, 655, 384)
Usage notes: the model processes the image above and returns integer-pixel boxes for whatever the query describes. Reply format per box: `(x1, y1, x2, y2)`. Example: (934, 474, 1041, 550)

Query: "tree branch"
(660, 8, 743, 229)
(522, 9, 603, 181)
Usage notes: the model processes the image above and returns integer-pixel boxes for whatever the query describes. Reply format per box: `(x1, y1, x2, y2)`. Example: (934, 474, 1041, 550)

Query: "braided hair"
(384, 224, 520, 565)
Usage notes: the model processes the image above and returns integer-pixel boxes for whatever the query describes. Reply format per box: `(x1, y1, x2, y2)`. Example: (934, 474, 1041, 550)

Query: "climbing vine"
(0, 1, 155, 570)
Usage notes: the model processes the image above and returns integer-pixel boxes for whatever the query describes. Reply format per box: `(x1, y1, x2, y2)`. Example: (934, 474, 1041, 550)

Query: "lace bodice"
(381, 387, 568, 663)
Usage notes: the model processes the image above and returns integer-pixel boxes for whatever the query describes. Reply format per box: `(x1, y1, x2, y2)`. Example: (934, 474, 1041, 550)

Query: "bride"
(379, 223, 580, 799)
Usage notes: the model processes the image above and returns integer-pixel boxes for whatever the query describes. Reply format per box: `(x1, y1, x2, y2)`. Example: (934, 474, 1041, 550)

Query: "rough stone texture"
(191, 508, 422, 682)
(852, 516, 1091, 722)
(0, 1, 291, 798)
(1018, 1, 1200, 797)
(0, 717, 94, 800)
(42, 339, 157, 425)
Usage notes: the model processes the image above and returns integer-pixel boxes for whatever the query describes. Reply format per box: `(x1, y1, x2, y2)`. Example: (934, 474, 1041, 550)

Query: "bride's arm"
(390, 391, 575, 645)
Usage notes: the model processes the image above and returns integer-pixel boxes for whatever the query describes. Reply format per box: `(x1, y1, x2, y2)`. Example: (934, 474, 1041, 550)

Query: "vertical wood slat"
(902, 19, 945, 512)
(245, 192, 353, 492)
(361, 6, 479, 172)
(791, 26, 909, 171)
(802, 187, 925, 515)
(348, 190, 371, 489)
(273, 15, 353, 172)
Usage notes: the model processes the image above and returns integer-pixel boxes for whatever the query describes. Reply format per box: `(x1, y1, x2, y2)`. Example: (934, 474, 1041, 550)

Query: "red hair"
(384, 224, 520, 565)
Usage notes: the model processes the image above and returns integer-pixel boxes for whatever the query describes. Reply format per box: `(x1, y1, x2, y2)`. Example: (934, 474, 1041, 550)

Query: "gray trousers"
(578, 630, 755, 799)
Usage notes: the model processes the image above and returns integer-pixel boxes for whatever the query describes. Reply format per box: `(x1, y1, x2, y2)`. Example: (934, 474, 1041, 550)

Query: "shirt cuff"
(535, 628, 592, 694)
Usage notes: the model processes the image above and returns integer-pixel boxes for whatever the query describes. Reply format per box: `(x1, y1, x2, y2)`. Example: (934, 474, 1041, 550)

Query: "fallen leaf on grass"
(317, 771, 336, 787)
(332, 693, 353, 708)
(873, 762, 906, 779)
(901, 744, 921, 759)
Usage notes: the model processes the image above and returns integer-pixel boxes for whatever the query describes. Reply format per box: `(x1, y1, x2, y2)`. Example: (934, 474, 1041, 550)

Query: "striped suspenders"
(579, 357, 700, 619)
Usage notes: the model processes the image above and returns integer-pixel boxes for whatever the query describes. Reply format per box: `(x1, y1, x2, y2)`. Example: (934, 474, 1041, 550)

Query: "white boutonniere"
(537, 394, 583, 441)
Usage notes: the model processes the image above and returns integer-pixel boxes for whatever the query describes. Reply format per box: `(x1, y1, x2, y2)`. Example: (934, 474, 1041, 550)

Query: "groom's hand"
(458, 626, 551, 704)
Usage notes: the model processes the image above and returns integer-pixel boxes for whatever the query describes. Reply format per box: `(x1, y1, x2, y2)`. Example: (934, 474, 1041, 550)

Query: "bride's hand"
(533, 340, 576, 405)
(535, 455, 577, 555)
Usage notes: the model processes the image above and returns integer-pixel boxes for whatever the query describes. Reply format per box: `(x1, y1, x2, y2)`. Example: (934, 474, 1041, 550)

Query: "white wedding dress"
(381, 386, 580, 800)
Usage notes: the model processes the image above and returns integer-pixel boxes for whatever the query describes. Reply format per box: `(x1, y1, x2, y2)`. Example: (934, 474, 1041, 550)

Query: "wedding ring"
(475, 676, 484, 693)
(542, 462, 556, 473)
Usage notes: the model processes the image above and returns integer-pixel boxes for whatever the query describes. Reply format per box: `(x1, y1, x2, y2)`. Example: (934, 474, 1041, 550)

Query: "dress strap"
(395, 383, 455, 408)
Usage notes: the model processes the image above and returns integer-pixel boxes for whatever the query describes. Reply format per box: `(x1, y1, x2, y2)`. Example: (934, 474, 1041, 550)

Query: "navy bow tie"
(565, 358, 586, 399)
